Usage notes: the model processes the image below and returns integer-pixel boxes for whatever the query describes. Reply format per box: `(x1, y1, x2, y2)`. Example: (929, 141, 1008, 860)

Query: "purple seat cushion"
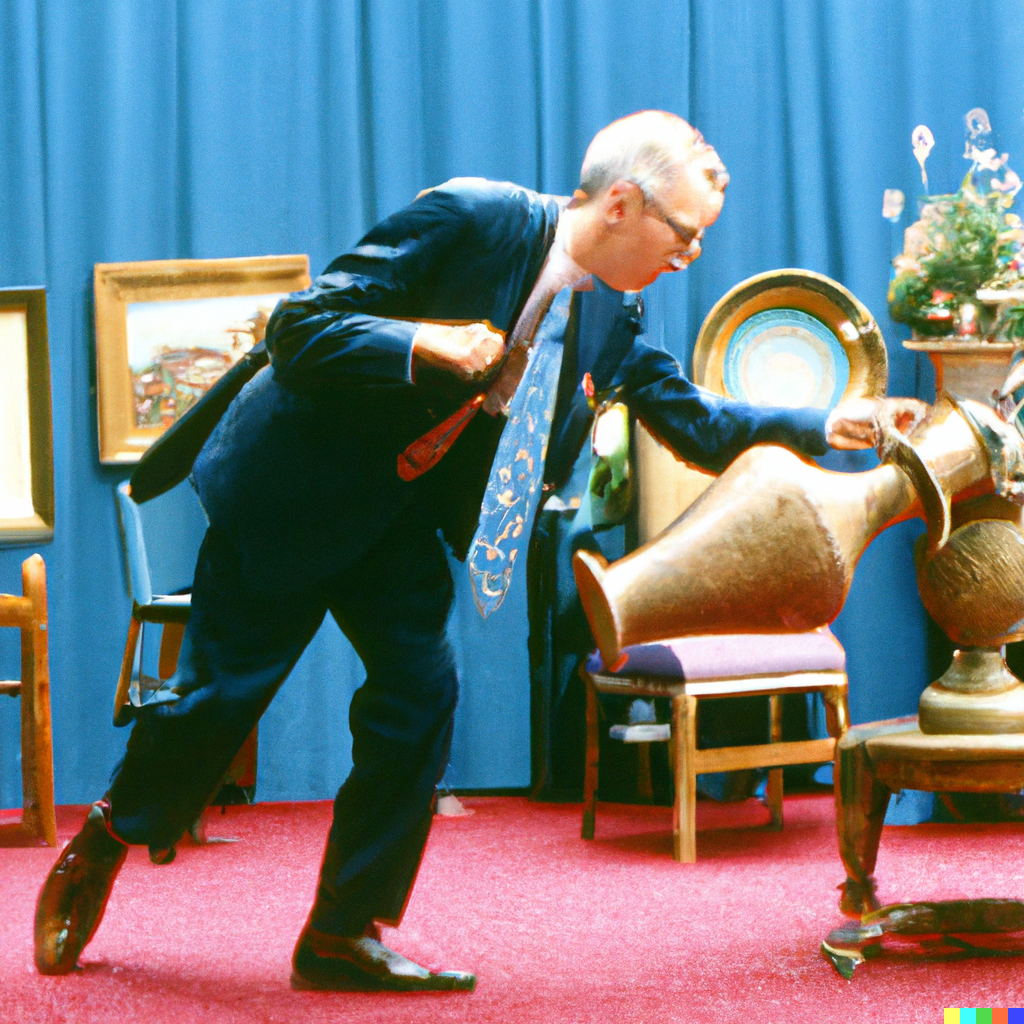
(585, 627, 845, 680)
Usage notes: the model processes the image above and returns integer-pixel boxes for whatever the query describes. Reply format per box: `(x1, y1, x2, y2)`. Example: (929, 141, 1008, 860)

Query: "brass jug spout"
(573, 550, 617, 664)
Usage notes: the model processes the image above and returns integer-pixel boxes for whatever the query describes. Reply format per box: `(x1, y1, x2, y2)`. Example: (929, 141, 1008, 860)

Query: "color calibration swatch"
(945, 1011, 1024, 1023)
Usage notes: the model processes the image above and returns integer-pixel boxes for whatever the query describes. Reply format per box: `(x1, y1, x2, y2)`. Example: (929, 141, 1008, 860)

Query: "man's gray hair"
(579, 110, 724, 203)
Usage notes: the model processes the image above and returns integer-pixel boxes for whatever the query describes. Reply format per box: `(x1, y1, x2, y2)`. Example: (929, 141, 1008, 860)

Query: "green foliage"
(1001, 305, 1024, 341)
(888, 182, 1021, 336)
(926, 188, 1008, 291)
(888, 269, 952, 337)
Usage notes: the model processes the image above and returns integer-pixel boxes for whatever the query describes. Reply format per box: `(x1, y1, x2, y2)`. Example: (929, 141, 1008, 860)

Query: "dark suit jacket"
(192, 178, 828, 588)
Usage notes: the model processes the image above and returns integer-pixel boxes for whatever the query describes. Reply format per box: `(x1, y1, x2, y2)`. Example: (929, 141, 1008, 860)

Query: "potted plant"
(886, 111, 1024, 401)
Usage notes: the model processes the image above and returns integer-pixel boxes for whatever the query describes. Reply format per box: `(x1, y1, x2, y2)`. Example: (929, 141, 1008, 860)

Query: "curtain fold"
(1, 0, 1021, 804)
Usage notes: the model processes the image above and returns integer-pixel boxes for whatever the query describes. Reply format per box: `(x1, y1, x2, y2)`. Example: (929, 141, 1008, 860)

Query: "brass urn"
(573, 448, 917, 665)
(915, 507, 1024, 733)
(907, 339, 1024, 733)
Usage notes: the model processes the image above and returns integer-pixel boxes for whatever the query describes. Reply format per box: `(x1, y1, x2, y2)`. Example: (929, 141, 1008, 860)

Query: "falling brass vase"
(574, 392, 1010, 673)
(574, 447, 918, 669)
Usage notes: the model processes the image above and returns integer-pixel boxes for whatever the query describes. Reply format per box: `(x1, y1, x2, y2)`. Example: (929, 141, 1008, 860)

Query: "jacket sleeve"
(615, 340, 830, 473)
(263, 186, 475, 389)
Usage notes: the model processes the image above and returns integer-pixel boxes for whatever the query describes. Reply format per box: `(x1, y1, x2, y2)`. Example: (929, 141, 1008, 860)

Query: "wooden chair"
(0, 554, 56, 847)
(581, 628, 850, 862)
(113, 482, 256, 800)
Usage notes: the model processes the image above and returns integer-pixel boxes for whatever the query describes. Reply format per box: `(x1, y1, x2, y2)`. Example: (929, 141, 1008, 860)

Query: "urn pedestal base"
(919, 648, 1024, 734)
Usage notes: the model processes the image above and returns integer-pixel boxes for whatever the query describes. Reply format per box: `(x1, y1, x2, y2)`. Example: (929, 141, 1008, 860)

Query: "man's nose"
(669, 242, 702, 271)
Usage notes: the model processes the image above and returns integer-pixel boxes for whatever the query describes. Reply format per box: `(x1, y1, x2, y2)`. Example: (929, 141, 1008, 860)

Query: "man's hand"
(412, 322, 505, 385)
(825, 397, 929, 450)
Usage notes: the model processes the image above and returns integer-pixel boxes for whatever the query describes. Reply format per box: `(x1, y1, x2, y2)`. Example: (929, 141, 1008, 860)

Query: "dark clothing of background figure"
(107, 178, 830, 932)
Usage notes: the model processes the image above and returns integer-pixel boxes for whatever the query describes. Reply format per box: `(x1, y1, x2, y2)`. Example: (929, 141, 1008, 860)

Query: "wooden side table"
(825, 716, 1024, 976)
(836, 717, 1024, 915)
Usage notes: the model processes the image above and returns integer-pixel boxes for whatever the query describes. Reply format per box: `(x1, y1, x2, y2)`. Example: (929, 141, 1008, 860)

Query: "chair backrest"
(115, 480, 208, 604)
(633, 422, 716, 546)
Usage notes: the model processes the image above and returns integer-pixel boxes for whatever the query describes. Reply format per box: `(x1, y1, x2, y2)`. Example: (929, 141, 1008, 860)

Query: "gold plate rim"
(692, 268, 888, 407)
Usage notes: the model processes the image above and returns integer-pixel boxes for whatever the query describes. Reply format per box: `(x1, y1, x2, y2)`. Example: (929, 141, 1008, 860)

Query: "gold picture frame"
(692, 268, 888, 410)
(0, 287, 54, 545)
(94, 255, 311, 464)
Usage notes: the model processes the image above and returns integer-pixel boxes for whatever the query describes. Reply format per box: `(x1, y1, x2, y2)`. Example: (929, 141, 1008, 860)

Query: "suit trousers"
(108, 503, 459, 935)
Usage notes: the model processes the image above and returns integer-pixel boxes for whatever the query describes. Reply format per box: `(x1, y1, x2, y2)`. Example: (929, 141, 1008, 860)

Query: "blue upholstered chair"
(113, 481, 256, 810)
(112, 481, 199, 727)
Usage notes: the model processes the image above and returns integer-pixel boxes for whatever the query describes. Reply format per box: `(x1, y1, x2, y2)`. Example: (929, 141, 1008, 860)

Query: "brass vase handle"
(877, 424, 951, 554)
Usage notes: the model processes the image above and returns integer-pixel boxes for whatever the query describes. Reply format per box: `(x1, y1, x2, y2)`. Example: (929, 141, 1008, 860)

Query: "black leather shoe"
(34, 801, 128, 975)
(291, 926, 476, 992)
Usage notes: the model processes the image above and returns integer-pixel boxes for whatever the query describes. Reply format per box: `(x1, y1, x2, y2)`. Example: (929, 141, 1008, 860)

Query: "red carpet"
(3, 794, 1024, 1022)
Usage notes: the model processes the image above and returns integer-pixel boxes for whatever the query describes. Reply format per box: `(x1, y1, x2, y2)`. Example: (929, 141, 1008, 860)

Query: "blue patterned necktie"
(468, 286, 576, 617)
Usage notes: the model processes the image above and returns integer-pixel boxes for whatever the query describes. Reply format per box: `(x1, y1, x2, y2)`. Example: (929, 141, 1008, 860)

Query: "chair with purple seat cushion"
(581, 626, 849, 862)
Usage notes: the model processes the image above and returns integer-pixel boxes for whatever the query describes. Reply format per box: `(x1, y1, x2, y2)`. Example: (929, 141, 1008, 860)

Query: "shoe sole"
(290, 967, 476, 993)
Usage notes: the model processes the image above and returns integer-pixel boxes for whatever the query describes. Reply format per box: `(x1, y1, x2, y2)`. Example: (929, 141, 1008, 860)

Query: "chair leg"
(158, 621, 187, 680)
(637, 742, 653, 804)
(19, 555, 55, 847)
(113, 616, 142, 727)
(671, 693, 697, 863)
(822, 682, 850, 739)
(223, 727, 259, 789)
(581, 671, 599, 840)
(766, 769, 784, 830)
(766, 694, 783, 830)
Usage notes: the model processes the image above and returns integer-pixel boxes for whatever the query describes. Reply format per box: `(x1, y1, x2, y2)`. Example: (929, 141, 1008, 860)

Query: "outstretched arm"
(616, 341, 830, 472)
(616, 342, 927, 467)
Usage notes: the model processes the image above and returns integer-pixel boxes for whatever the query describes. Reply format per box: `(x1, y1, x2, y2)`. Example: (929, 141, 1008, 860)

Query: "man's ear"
(603, 180, 641, 225)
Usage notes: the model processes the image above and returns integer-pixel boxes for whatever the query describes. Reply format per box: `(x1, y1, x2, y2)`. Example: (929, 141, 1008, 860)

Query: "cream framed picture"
(0, 287, 54, 545)
(93, 255, 311, 464)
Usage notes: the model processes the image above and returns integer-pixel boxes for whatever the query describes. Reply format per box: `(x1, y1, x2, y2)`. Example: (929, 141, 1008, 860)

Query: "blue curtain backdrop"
(1, 0, 1023, 806)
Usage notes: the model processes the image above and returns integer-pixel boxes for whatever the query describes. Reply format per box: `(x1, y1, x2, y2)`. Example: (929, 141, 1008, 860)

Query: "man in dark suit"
(35, 111, 909, 991)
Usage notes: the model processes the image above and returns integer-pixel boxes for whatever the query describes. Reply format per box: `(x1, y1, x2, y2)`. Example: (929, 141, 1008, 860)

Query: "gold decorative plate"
(693, 269, 888, 411)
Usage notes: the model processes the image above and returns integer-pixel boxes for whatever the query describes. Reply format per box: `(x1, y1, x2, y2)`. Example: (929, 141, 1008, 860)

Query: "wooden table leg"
(672, 693, 698, 863)
(582, 671, 599, 840)
(834, 728, 893, 915)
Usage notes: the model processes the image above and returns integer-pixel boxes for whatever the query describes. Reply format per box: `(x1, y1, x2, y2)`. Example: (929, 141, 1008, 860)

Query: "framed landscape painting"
(93, 255, 311, 464)
(0, 287, 54, 545)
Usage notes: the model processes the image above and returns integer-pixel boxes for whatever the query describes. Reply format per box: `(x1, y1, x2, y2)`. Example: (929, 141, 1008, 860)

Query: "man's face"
(593, 154, 726, 292)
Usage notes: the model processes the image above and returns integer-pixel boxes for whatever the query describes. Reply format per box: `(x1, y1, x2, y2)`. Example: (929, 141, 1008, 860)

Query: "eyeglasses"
(637, 189, 703, 269)
(643, 194, 701, 247)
